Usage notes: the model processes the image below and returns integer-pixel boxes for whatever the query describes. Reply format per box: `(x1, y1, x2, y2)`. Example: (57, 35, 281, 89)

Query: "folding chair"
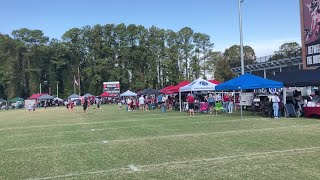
(284, 103, 298, 118)
(215, 102, 224, 115)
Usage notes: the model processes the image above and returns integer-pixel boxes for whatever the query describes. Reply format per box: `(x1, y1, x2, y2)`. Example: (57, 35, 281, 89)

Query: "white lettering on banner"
(306, 44, 320, 66)
(307, 44, 320, 55)
(313, 54, 320, 64)
(307, 56, 313, 65)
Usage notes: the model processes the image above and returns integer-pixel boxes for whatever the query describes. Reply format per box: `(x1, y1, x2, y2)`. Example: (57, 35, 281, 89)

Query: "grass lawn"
(0, 105, 320, 179)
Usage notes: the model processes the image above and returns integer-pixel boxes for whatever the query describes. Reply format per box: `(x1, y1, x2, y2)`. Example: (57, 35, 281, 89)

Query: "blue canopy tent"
(215, 73, 284, 119)
(120, 90, 137, 97)
(215, 73, 283, 91)
(68, 94, 80, 99)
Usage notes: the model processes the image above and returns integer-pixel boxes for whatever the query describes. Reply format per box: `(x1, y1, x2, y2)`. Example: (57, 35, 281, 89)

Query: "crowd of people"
(23, 89, 320, 119)
(119, 93, 236, 117)
(122, 94, 175, 111)
(185, 93, 235, 117)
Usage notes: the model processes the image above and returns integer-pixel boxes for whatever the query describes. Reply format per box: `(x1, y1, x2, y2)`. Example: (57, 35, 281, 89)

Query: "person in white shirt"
(271, 93, 280, 118)
(118, 99, 122, 110)
(28, 104, 32, 112)
(139, 95, 145, 111)
(127, 98, 132, 111)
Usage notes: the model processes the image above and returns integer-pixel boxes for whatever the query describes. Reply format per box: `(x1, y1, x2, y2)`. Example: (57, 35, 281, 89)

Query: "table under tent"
(0, 98, 7, 110)
(8, 97, 24, 109)
(215, 73, 283, 119)
(38, 95, 55, 107)
(178, 77, 217, 112)
(271, 69, 320, 118)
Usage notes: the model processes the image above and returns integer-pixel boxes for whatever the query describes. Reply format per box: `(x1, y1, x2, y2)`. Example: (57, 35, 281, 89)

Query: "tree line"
(0, 23, 300, 99)
(0, 24, 216, 99)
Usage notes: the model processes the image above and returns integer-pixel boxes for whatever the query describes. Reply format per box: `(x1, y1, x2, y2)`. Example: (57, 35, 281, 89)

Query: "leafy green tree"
(206, 51, 235, 82)
(0, 24, 217, 98)
(12, 28, 50, 95)
(193, 32, 214, 79)
(270, 42, 301, 60)
(178, 27, 194, 80)
(164, 30, 181, 85)
(224, 45, 256, 68)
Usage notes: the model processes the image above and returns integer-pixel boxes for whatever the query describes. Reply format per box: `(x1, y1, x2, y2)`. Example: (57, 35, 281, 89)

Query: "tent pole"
(283, 88, 286, 105)
(283, 87, 287, 118)
(240, 90, 243, 120)
(233, 91, 236, 111)
(179, 90, 182, 112)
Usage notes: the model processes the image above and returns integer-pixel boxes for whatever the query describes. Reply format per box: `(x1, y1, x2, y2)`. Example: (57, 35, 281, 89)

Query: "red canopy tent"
(100, 92, 117, 97)
(160, 85, 175, 94)
(208, 79, 221, 85)
(167, 80, 190, 93)
(28, 94, 47, 100)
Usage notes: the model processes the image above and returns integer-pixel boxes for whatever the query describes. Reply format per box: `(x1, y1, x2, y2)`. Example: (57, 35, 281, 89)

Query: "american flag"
(74, 76, 79, 86)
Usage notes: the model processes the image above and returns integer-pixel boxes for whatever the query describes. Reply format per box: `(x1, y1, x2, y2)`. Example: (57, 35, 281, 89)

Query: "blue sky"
(0, 0, 301, 57)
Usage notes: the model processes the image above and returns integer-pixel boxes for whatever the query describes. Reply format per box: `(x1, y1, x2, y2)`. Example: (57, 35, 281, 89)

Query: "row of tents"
(117, 79, 221, 98)
(1, 74, 284, 108)
(0, 97, 24, 103)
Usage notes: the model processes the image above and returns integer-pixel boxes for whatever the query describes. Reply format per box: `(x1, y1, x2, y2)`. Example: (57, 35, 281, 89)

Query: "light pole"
(238, 0, 245, 120)
(238, 0, 245, 75)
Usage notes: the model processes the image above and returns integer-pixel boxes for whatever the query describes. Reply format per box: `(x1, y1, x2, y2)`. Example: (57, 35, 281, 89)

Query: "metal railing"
(253, 52, 301, 64)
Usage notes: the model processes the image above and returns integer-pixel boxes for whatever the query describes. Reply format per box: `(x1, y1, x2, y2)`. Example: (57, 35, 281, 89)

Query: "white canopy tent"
(179, 77, 217, 111)
(120, 90, 137, 97)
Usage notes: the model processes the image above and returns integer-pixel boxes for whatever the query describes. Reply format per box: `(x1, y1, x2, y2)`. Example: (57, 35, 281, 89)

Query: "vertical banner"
(301, 0, 320, 68)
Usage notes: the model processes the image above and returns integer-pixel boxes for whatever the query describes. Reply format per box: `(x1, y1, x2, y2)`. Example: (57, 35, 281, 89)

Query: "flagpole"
(78, 66, 81, 95)
(238, 0, 245, 75)
(74, 75, 76, 94)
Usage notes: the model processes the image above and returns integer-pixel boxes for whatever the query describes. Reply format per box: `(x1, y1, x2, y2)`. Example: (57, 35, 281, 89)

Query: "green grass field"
(0, 105, 320, 180)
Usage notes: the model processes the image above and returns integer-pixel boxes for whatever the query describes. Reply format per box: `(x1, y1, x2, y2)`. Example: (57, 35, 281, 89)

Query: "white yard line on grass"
(26, 146, 320, 180)
(26, 167, 129, 180)
(0, 116, 260, 131)
(0, 111, 181, 124)
(109, 124, 320, 144)
(0, 116, 191, 131)
(138, 146, 320, 170)
(4, 118, 262, 138)
(128, 165, 140, 172)
(3, 124, 320, 152)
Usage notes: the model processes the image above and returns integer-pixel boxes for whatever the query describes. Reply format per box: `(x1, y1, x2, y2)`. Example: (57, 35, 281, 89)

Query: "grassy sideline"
(0, 105, 320, 179)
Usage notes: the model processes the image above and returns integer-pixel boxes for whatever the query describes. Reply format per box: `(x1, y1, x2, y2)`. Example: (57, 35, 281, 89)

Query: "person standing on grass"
(127, 98, 132, 111)
(228, 93, 234, 113)
(145, 96, 149, 111)
(32, 104, 36, 112)
(271, 93, 280, 119)
(207, 94, 215, 114)
(118, 99, 122, 110)
(69, 100, 74, 111)
(139, 95, 145, 111)
(157, 94, 163, 108)
(223, 93, 229, 113)
(83, 97, 88, 114)
(96, 98, 101, 109)
(132, 97, 136, 111)
(28, 103, 32, 112)
(187, 93, 195, 117)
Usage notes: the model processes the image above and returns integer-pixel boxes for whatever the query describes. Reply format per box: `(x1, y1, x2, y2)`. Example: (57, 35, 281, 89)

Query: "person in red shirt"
(186, 93, 195, 116)
(223, 93, 230, 113)
(69, 100, 74, 111)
